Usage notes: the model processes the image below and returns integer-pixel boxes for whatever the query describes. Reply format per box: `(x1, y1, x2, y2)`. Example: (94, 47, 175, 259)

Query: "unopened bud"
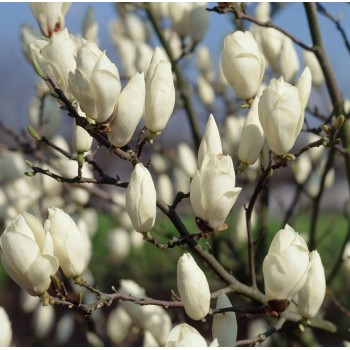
(334, 114, 345, 130)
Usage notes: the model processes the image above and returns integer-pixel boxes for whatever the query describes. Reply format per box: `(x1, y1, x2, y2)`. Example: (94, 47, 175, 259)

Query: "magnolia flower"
(30, 29, 83, 97)
(259, 27, 299, 82)
(30, 2, 71, 37)
(198, 75, 215, 110)
(144, 48, 175, 134)
(107, 307, 132, 345)
(0, 212, 59, 296)
(190, 154, 241, 231)
(69, 41, 121, 123)
(118, 279, 172, 346)
(108, 72, 145, 147)
(33, 304, 55, 339)
(0, 307, 12, 346)
(198, 114, 223, 168)
(188, 3, 210, 43)
(258, 76, 303, 155)
(126, 163, 157, 233)
(238, 96, 264, 165)
(263, 224, 310, 312)
(111, 33, 137, 77)
(72, 119, 93, 154)
(212, 291, 237, 346)
(221, 31, 265, 100)
(168, 3, 192, 38)
(166, 323, 208, 347)
(0, 151, 27, 182)
(304, 50, 324, 87)
(135, 42, 153, 74)
(45, 207, 89, 278)
(177, 142, 197, 178)
(177, 253, 211, 320)
(296, 66, 312, 110)
(196, 46, 215, 83)
(107, 228, 130, 263)
(297, 250, 326, 318)
(157, 173, 173, 204)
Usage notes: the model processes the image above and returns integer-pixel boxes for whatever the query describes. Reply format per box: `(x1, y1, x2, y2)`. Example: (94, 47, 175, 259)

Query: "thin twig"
(316, 3, 350, 55)
(207, 4, 313, 51)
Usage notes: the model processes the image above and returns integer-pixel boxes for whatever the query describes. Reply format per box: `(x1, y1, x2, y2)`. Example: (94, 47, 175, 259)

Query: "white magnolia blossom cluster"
(174, 253, 237, 346)
(190, 114, 241, 231)
(0, 207, 91, 296)
(106, 279, 172, 346)
(3, 1, 339, 346)
(263, 224, 326, 317)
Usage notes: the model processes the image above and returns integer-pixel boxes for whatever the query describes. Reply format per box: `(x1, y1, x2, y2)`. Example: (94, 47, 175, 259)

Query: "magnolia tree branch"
(316, 3, 350, 55)
(207, 3, 313, 51)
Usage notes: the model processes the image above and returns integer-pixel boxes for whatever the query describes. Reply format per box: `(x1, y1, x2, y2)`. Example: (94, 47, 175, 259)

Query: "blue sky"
(0, 3, 350, 134)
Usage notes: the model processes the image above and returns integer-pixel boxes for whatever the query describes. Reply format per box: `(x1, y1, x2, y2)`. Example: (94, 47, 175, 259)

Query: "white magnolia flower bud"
(109, 72, 145, 147)
(196, 46, 215, 83)
(168, 325, 207, 347)
(177, 142, 197, 178)
(0, 151, 27, 182)
(73, 119, 93, 154)
(33, 304, 55, 339)
(166, 323, 208, 347)
(168, 3, 192, 38)
(157, 173, 173, 204)
(259, 76, 303, 155)
(297, 250, 326, 318)
(141, 305, 172, 346)
(296, 66, 312, 110)
(82, 7, 98, 43)
(190, 154, 241, 231)
(145, 48, 175, 134)
(212, 291, 237, 346)
(30, 2, 71, 37)
(238, 96, 264, 165)
(198, 75, 215, 110)
(0, 307, 12, 347)
(111, 33, 137, 77)
(46, 207, 89, 277)
(107, 228, 130, 263)
(263, 224, 310, 310)
(259, 28, 299, 82)
(188, 3, 210, 43)
(124, 13, 147, 43)
(304, 50, 324, 87)
(163, 28, 182, 60)
(276, 36, 299, 83)
(198, 114, 223, 168)
(143, 330, 159, 347)
(107, 306, 132, 345)
(177, 253, 211, 320)
(135, 42, 153, 74)
(126, 164, 157, 233)
(69, 41, 121, 123)
(0, 212, 59, 296)
(55, 313, 75, 345)
(31, 29, 83, 97)
(221, 31, 265, 100)
(255, 2, 270, 21)
(221, 115, 245, 156)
